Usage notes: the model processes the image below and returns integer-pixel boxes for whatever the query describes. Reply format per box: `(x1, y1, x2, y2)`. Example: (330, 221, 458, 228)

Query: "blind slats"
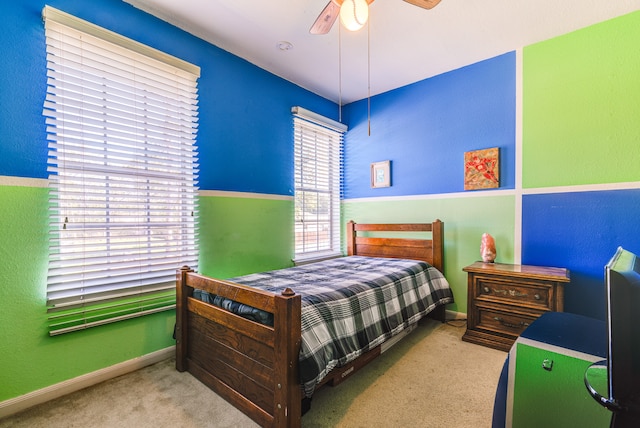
(43, 76, 199, 121)
(43, 101, 198, 140)
(48, 289, 175, 316)
(44, 6, 200, 335)
(292, 110, 344, 259)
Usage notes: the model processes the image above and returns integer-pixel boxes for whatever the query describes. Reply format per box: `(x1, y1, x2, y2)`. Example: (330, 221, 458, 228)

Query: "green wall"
(523, 11, 640, 188)
(0, 184, 176, 400)
(343, 195, 515, 313)
(0, 188, 294, 402)
(198, 194, 295, 278)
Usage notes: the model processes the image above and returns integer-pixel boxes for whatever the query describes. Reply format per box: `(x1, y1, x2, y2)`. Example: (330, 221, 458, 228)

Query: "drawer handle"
(490, 288, 528, 298)
(485, 287, 543, 301)
(493, 316, 530, 329)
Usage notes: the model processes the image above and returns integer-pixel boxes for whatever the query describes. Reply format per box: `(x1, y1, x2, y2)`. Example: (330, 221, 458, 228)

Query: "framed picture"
(464, 147, 499, 190)
(371, 160, 391, 188)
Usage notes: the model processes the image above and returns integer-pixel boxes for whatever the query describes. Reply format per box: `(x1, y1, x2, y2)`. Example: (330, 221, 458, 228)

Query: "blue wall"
(522, 190, 640, 319)
(342, 52, 516, 199)
(0, 0, 336, 195)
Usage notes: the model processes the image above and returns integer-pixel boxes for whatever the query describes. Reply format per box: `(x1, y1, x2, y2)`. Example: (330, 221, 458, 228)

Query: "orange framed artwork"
(464, 147, 499, 190)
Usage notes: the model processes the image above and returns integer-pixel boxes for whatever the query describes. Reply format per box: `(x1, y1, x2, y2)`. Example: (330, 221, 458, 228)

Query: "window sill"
(293, 251, 343, 266)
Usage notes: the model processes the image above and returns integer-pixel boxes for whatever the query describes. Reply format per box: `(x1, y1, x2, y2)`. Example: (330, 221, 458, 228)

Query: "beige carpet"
(0, 320, 506, 428)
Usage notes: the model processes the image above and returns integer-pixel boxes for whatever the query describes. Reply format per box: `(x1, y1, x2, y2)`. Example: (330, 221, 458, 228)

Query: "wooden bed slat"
(189, 330, 274, 410)
(188, 359, 275, 428)
(188, 297, 275, 347)
(322, 345, 381, 387)
(353, 223, 434, 232)
(355, 236, 434, 249)
(187, 273, 276, 312)
(354, 244, 433, 260)
(189, 312, 275, 371)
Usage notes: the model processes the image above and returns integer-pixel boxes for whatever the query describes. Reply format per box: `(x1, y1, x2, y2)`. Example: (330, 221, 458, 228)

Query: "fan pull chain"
(367, 16, 371, 136)
(338, 23, 343, 122)
(348, 0, 367, 27)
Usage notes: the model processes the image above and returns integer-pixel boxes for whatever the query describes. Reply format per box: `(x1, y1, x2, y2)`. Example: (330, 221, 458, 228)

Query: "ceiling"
(124, 0, 640, 104)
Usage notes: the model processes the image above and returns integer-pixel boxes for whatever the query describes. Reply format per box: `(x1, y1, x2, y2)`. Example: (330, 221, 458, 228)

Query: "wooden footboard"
(176, 267, 302, 427)
(175, 220, 447, 427)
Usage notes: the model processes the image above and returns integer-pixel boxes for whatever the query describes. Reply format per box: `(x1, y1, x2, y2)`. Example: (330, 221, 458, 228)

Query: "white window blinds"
(43, 6, 200, 335)
(292, 107, 346, 262)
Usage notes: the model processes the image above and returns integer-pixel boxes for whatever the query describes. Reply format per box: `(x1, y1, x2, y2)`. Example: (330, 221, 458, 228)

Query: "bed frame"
(175, 220, 445, 427)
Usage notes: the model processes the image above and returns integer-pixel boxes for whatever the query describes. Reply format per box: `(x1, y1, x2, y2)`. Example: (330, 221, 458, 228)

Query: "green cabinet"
(498, 312, 613, 427)
(508, 340, 611, 427)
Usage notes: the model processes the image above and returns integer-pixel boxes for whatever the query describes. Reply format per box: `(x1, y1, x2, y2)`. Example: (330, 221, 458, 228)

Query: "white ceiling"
(124, 0, 640, 104)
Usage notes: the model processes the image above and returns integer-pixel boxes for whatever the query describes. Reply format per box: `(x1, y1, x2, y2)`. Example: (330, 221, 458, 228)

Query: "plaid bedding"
(195, 256, 453, 397)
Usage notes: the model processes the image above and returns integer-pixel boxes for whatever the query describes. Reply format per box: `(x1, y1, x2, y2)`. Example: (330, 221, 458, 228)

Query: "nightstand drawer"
(463, 262, 569, 351)
(475, 305, 538, 338)
(474, 276, 552, 310)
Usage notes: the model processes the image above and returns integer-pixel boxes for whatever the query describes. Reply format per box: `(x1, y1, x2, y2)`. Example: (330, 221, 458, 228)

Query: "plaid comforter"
(196, 256, 453, 397)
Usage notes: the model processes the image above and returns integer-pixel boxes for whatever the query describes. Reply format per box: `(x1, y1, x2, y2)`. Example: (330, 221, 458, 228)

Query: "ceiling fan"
(310, 0, 442, 35)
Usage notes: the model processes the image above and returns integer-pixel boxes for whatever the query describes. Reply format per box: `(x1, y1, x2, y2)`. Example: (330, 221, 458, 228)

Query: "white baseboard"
(446, 309, 467, 321)
(0, 346, 174, 419)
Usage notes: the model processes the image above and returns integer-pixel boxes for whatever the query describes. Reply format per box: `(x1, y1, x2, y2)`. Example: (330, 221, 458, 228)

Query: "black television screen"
(602, 247, 640, 425)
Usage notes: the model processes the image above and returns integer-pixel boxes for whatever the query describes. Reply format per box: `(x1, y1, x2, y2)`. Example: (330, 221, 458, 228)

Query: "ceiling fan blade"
(403, 0, 442, 9)
(310, 0, 376, 35)
(310, 1, 342, 35)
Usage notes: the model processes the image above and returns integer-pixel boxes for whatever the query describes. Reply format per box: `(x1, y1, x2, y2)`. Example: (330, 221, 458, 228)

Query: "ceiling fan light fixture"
(339, 0, 369, 32)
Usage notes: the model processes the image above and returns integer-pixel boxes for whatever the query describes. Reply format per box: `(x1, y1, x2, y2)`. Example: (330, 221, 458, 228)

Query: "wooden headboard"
(346, 220, 444, 272)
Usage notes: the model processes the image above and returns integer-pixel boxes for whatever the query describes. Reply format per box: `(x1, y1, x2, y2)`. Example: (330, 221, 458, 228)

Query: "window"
(292, 107, 346, 262)
(43, 7, 200, 335)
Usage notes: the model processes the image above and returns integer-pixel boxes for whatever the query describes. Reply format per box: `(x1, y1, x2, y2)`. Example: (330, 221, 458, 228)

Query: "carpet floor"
(1, 319, 506, 428)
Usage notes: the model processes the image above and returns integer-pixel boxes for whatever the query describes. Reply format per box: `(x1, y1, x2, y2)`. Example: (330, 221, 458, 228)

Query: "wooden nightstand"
(461, 262, 569, 351)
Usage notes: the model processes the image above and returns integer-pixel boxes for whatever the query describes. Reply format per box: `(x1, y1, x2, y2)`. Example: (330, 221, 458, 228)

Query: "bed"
(175, 220, 453, 427)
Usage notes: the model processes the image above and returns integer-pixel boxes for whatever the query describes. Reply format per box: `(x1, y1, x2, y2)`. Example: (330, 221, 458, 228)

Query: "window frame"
(43, 6, 200, 335)
(292, 107, 347, 263)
